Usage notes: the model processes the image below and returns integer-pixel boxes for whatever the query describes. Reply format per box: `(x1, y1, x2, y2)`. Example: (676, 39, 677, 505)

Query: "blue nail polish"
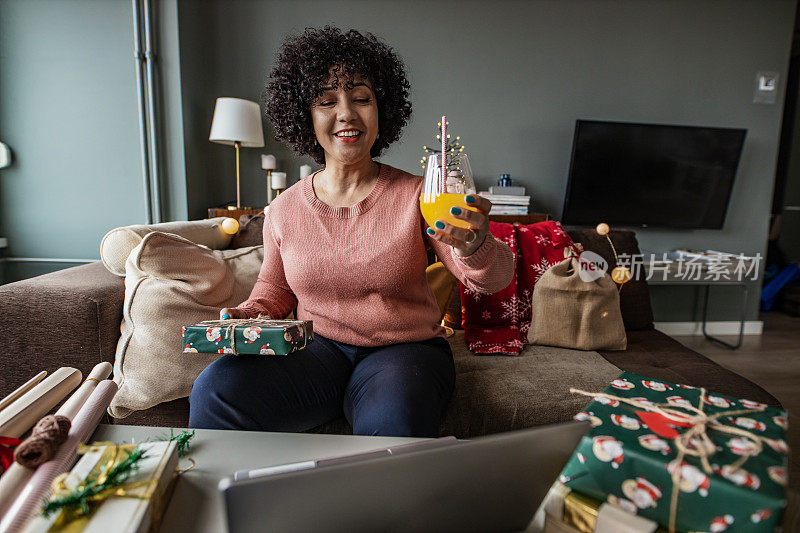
(222, 313, 231, 320)
(427, 228, 436, 235)
(465, 195, 475, 203)
(450, 206, 462, 215)
(435, 220, 446, 229)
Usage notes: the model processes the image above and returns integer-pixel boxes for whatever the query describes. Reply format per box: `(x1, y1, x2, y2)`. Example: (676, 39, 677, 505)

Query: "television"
(561, 120, 746, 229)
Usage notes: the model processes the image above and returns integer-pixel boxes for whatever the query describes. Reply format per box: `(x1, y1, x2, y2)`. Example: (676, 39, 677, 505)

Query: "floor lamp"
(209, 97, 265, 209)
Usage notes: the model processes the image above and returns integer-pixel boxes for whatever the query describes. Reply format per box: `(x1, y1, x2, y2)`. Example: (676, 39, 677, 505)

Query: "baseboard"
(654, 321, 763, 336)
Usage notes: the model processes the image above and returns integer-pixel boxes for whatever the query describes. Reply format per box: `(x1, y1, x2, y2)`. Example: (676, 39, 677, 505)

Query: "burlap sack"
(527, 257, 626, 351)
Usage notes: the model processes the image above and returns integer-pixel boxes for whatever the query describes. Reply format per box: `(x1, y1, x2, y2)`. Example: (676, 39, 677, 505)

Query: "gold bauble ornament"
(611, 266, 631, 285)
(221, 217, 239, 235)
(596, 223, 610, 236)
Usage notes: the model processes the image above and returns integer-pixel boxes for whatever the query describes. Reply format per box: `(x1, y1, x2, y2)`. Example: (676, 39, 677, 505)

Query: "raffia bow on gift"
(198, 314, 272, 355)
(570, 387, 784, 533)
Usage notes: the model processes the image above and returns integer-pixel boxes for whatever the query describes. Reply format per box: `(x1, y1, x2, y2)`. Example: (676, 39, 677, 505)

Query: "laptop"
(219, 421, 588, 533)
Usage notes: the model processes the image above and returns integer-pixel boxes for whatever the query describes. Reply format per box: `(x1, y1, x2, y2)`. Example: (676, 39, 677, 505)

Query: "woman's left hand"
(426, 194, 493, 257)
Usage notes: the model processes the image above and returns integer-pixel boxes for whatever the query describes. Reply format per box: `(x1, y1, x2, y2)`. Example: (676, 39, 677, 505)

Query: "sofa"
(0, 216, 779, 438)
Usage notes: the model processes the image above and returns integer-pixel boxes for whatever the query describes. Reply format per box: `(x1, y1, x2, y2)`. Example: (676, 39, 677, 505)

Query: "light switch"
(753, 71, 779, 104)
(0, 142, 11, 168)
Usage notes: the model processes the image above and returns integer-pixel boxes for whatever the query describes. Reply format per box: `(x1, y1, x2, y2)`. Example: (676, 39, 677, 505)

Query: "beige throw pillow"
(100, 218, 234, 276)
(109, 231, 263, 418)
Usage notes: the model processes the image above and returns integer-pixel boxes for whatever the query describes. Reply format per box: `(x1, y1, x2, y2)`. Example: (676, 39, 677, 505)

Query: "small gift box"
(560, 371, 788, 532)
(25, 440, 178, 533)
(181, 319, 313, 355)
(540, 482, 664, 533)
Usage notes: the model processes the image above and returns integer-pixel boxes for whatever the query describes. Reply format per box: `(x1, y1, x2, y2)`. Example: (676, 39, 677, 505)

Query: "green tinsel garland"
(41, 446, 147, 517)
(165, 428, 195, 457)
(41, 429, 195, 518)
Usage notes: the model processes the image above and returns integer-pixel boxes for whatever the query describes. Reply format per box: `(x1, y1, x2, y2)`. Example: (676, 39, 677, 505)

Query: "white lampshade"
(209, 97, 265, 147)
(300, 164, 312, 179)
(261, 154, 277, 170)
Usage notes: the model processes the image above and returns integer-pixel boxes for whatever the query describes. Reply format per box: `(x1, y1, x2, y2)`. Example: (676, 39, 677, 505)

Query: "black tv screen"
(561, 120, 746, 229)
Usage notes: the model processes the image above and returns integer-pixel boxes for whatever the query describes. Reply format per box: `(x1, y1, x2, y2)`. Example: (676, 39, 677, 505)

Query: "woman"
(189, 27, 513, 437)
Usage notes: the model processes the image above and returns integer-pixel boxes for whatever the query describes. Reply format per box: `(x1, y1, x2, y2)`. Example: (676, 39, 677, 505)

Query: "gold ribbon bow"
(46, 444, 159, 532)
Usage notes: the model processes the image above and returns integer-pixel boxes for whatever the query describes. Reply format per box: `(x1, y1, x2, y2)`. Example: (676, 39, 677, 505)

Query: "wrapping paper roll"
(56, 363, 112, 420)
(0, 368, 81, 439)
(0, 372, 47, 414)
(0, 363, 112, 518)
(0, 380, 117, 533)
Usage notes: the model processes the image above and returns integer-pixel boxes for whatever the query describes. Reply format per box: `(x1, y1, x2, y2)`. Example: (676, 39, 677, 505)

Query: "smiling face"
(310, 74, 379, 169)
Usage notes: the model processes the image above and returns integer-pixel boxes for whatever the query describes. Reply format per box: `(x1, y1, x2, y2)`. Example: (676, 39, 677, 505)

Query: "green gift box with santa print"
(181, 319, 313, 355)
(559, 371, 788, 533)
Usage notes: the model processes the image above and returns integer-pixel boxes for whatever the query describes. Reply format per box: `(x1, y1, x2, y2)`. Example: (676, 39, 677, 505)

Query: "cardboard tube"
(0, 368, 81, 439)
(0, 372, 47, 414)
(0, 380, 117, 533)
(0, 363, 112, 518)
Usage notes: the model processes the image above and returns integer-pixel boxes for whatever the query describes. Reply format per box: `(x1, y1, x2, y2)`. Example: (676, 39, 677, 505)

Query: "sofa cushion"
(599, 329, 778, 405)
(108, 232, 263, 418)
(425, 262, 461, 329)
(567, 229, 654, 330)
(115, 328, 781, 431)
(440, 330, 623, 437)
(100, 218, 234, 276)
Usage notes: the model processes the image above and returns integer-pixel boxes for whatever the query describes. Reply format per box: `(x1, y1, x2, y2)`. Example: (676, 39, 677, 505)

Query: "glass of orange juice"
(420, 153, 478, 230)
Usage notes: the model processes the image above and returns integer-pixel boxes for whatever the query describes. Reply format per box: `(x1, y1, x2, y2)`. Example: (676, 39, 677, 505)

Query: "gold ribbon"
(46, 444, 167, 533)
(563, 491, 599, 533)
(570, 387, 782, 533)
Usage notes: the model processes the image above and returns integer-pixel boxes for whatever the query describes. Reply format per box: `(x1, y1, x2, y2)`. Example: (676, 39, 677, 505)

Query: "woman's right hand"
(220, 307, 248, 320)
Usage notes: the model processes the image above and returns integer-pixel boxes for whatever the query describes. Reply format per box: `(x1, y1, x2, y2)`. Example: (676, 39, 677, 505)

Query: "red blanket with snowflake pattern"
(460, 221, 576, 354)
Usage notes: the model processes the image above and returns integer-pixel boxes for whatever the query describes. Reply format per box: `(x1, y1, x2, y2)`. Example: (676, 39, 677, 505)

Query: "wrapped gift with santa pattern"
(181, 319, 312, 355)
(560, 371, 788, 532)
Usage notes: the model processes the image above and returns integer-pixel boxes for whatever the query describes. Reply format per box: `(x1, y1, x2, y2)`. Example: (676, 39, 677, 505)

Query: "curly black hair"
(264, 27, 412, 164)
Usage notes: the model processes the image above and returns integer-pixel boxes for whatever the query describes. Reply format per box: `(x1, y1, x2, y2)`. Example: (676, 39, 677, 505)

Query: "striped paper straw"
(441, 115, 446, 191)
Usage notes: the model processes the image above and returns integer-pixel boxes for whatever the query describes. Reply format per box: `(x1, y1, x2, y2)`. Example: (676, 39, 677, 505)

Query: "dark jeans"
(188, 334, 455, 437)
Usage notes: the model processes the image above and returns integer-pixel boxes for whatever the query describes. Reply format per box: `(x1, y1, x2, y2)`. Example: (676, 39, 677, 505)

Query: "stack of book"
(479, 185, 530, 215)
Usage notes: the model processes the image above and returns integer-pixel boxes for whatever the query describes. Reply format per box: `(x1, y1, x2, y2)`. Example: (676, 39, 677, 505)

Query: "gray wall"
(0, 0, 144, 263)
(176, 0, 795, 321)
(0, 0, 186, 283)
(158, 0, 189, 222)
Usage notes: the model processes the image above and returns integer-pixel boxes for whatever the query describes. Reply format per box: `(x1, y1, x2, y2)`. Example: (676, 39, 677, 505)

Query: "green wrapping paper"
(560, 371, 788, 532)
(181, 319, 313, 355)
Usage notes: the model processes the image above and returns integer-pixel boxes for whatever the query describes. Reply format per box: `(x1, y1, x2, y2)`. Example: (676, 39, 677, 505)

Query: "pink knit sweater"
(236, 164, 514, 346)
